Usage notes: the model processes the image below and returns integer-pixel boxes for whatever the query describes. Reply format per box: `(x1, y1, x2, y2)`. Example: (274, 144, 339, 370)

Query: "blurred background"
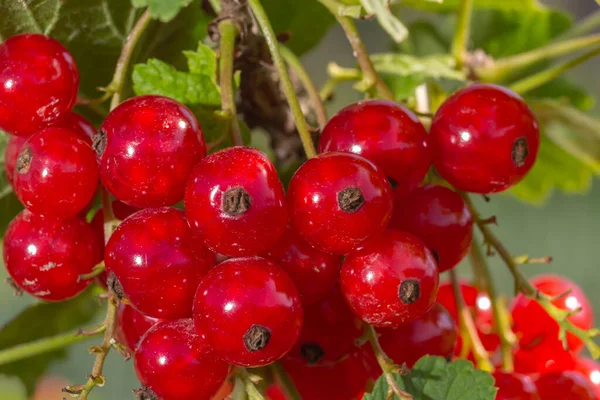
(1, 0, 599, 398)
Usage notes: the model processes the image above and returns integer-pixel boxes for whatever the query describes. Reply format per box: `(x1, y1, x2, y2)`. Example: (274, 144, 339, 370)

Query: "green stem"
(232, 376, 248, 400)
(100, 187, 114, 246)
(219, 19, 243, 146)
(317, 0, 394, 100)
(0, 327, 105, 367)
(509, 47, 600, 95)
(208, 0, 222, 13)
(280, 45, 328, 129)
(271, 362, 303, 400)
(477, 33, 600, 82)
(78, 262, 106, 282)
(247, 0, 317, 159)
(469, 239, 515, 372)
(451, 0, 473, 68)
(557, 10, 600, 41)
(238, 368, 266, 400)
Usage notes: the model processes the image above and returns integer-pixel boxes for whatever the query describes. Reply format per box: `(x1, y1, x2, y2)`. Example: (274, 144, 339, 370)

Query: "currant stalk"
(451, 0, 473, 68)
(218, 19, 243, 146)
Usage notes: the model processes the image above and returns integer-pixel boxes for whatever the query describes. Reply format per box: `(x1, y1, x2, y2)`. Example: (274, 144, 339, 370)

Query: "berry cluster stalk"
(450, 0, 473, 68)
(218, 19, 243, 146)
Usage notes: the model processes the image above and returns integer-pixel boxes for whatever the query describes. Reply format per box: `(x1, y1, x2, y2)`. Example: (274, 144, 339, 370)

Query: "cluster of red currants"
(0, 33, 596, 400)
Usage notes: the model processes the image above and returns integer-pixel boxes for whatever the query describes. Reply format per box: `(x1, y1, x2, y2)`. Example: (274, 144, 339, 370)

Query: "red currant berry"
(511, 274, 592, 353)
(535, 371, 596, 400)
(193, 257, 303, 367)
(4, 135, 27, 188)
(0, 34, 79, 136)
(319, 100, 431, 193)
(287, 152, 393, 255)
(286, 285, 363, 364)
(430, 84, 540, 194)
(185, 147, 287, 257)
(105, 207, 214, 319)
(261, 226, 340, 305)
(51, 112, 95, 144)
(3, 210, 101, 301)
(341, 230, 439, 327)
(513, 338, 576, 375)
(97, 95, 206, 208)
(134, 319, 229, 400)
(266, 385, 287, 400)
(390, 185, 472, 272)
(493, 372, 540, 400)
(14, 127, 99, 218)
(575, 358, 600, 399)
(436, 281, 499, 356)
(377, 302, 457, 367)
(115, 303, 161, 352)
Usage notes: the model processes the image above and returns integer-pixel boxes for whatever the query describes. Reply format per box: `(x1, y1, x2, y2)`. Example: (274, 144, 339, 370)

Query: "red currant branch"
(450, 0, 473, 68)
(462, 193, 600, 359)
(77, 261, 106, 282)
(218, 19, 243, 146)
(246, 0, 317, 158)
(270, 362, 303, 400)
(558, 9, 600, 41)
(449, 269, 494, 372)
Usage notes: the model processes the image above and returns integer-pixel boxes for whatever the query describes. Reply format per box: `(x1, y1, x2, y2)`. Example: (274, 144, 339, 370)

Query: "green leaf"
(401, 0, 544, 12)
(0, 376, 26, 400)
(0, 287, 104, 395)
(184, 43, 217, 79)
(132, 0, 192, 22)
(361, 0, 408, 43)
(132, 58, 221, 106)
(363, 356, 497, 400)
(526, 79, 594, 111)
(261, 0, 335, 55)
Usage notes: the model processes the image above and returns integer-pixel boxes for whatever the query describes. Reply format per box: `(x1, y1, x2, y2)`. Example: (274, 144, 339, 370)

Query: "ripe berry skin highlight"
(377, 302, 457, 367)
(51, 112, 96, 144)
(185, 147, 287, 257)
(3, 210, 102, 301)
(511, 274, 593, 353)
(287, 152, 393, 255)
(575, 357, 600, 399)
(105, 207, 214, 319)
(262, 226, 340, 305)
(97, 95, 206, 208)
(319, 100, 431, 193)
(535, 371, 596, 400)
(430, 84, 539, 194)
(115, 303, 161, 352)
(14, 127, 99, 219)
(134, 319, 229, 400)
(193, 257, 303, 367)
(0, 34, 79, 136)
(341, 230, 439, 327)
(390, 185, 472, 272)
(493, 372, 540, 400)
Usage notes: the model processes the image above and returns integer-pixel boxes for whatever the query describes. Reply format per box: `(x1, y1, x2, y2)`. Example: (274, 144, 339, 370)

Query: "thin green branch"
(237, 368, 266, 400)
(280, 45, 328, 129)
(0, 327, 105, 367)
(232, 376, 248, 400)
(462, 193, 600, 359)
(509, 47, 600, 95)
(219, 19, 243, 146)
(317, 0, 394, 100)
(270, 362, 303, 400)
(78, 262, 106, 282)
(451, 0, 473, 68)
(557, 10, 600, 41)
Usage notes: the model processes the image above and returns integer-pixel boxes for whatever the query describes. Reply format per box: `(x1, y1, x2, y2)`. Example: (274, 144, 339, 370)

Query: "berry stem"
(218, 19, 243, 146)
(462, 192, 600, 359)
(319, 63, 362, 101)
(449, 268, 494, 372)
(508, 47, 600, 95)
(557, 10, 600, 41)
(0, 326, 105, 367)
(247, 0, 317, 159)
(280, 44, 328, 129)
(100, 186, 115, 246)
(232, 375, 249, 400)
(469, 239, 516, 372)
(316, 0, 394, 100)
(450, 0, 473, 68)
(270, 361, 303, 400)
(364, 324, 413, 400)
(237, 367, 266, 400)
(78, 262, 106, 282)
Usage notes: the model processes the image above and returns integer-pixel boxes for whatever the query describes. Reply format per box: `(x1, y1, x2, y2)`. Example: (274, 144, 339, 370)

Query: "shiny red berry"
(287, 285, 363, 364)
(319, 100, 431, 193)
(0, 34, 79, 136)
(511, 274, 592, 353)
(185, 147, 287, 257)
(493, 372, 540, 400)
(390, 185, 472, 272)
(535, 371, 596, 400)
(4, 135, 27, 188)
(341, 230, 439, 327)
(115, 303, 161, 352)
(261, 226, 340, 305)
(3, 210, 101, 301)
(288, 152, 393, 255)
(377, 302, 457, 367)
(574, 358, 600, 399)
(134, 319, 229, 400)
(97, 95, 206, 208)
(430, 84, 539, 194)
(14, 127, 99, 218)
(51, 112, 95, 144)
(105, 207, 214, 319)
(513, 338, 576, 375)
(193, 257, 303, 367)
